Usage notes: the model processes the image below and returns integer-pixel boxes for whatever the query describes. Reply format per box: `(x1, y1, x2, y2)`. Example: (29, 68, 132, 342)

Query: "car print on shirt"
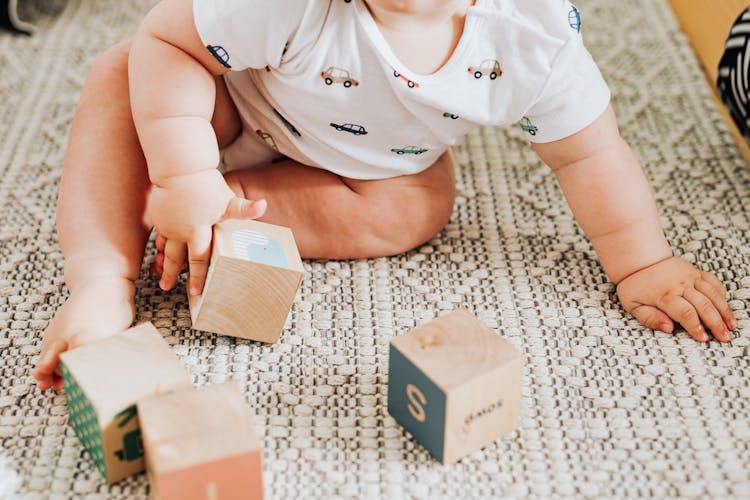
(391, 146, 428, 155)
(568, 6, 581, 33)
(273, 109, 301, 137)
(206, 45, 231, 69)
(468, 59, 502, 80)
(443, 112, 459, 120)
(256, 129, 278, 151)
(330, 122, 368, 135)
(321, 67, 359, 87)
(392, 69, 420, 89)
(519, 117, 538, 136)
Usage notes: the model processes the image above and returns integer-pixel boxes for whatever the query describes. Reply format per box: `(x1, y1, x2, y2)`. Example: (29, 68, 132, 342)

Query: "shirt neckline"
(352, 0, 484, 83)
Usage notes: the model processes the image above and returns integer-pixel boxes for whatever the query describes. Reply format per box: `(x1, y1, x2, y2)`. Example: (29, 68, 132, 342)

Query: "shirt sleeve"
(193, 0, 309, 71)
(521, 5, 611, 143)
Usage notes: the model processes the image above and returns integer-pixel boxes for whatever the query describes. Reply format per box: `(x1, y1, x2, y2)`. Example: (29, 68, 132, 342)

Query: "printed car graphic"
(256, 129, 278, 151)
(568, 6, 581, 33)
(468, 59, 502, 80)
(392, 69, 419, 89)
(443, 112, 459, 119)
(321, 67, 359, 87)
(273, 109, 301, 137)
(330, 122, 368, 135)
(391, 146, 427, 155)
(206, 45, 231, 69)
(519, 117, 538, 136)
(231, 230, 289, 268)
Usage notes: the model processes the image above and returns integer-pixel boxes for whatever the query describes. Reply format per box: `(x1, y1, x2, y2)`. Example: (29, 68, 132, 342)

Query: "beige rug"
(1, 0, 749, 498)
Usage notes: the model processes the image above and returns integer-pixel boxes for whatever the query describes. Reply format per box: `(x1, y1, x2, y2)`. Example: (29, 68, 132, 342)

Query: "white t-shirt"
(193, 0, 610, 179)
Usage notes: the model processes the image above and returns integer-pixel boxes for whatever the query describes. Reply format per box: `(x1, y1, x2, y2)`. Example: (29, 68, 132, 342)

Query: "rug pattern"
(1, 0, 749, 498)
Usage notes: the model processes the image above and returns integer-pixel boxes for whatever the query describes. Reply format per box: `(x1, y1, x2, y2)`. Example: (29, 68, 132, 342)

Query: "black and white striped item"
(718, 7, 750, 143)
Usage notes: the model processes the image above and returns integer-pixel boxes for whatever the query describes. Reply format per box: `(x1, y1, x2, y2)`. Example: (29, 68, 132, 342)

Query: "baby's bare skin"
(35, 0, 735, 390)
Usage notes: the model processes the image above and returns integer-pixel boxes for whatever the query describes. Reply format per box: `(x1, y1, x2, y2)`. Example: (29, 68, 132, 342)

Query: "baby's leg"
(222, 151, 456, 259)
(34, 41, 241, 390)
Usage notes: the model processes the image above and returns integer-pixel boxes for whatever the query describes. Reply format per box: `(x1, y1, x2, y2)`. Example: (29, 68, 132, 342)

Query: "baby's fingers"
(222, 197, 267, 222)
(629, 304, 674, 334)
(657, 294, 709, 342)
(150, 234, 168, 277)
(696, 274, 737, 330)
(684, 289, 732, 342)
(33, 339, 68, 391)
(155, 232, 167, 253)
(160, 239, 187, 291)
(187, 228, 213, 296)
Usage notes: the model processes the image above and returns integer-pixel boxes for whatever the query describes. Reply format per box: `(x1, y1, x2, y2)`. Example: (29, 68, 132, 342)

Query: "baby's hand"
(147, 169, 266, 295)
(617, 256, 736, 342)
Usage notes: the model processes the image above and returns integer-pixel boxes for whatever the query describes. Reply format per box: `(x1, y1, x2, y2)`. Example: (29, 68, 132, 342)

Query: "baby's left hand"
(617, 256, 736, 342)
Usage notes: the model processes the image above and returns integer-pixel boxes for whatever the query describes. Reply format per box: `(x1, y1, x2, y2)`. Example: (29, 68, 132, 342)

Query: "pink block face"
(154, 451, 262, 500)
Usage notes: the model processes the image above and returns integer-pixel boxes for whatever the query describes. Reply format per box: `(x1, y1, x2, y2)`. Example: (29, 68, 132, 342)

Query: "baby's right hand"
(147, 169, 266, 294)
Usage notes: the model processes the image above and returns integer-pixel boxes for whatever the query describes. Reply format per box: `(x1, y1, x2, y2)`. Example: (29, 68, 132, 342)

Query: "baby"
(34, 0, 736, 390)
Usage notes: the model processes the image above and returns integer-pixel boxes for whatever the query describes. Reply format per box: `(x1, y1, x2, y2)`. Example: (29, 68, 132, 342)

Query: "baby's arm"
(532, 105, 736, 342)
(129, 0, 265, 294)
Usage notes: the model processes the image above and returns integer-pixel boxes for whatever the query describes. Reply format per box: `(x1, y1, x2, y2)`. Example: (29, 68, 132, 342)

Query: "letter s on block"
(406, 384, 427, 422)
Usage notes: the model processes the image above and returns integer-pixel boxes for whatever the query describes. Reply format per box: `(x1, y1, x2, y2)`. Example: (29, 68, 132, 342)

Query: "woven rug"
(1, 0, 750, 498)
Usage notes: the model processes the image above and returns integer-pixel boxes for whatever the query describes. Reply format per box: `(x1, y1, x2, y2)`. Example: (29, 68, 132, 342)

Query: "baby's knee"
(351, 190, 453, 258)
(376, 203, 451, 255)
(85, 40, 132, 87)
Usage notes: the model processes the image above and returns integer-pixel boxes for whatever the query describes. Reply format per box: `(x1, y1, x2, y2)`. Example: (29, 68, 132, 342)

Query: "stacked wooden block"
(60, 323, 192, 484)
(61, 323, 264, 499)
(139, 382, 263, 499)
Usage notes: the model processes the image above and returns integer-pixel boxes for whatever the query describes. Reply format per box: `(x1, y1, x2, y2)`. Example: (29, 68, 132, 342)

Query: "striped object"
(718, 7, 750, 142)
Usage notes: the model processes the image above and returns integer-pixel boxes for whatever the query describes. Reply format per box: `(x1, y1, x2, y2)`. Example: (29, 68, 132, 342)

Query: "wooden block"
(387, 309, 524, 464)
(188, 219, 304, 343)
(60, 322, 192, 484)
(138, 381, 263, 500)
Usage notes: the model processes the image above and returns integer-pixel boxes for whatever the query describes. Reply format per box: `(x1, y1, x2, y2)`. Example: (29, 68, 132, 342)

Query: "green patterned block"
(62, 362, 107, 479)
(58, 322, 192, 484)
(113, 406, 144, 462)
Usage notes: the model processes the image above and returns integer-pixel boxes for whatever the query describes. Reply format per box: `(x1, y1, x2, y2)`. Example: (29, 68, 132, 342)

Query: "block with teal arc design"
(231, 229, 289, 268)
(387, 344, 447, 462)
(62, 362, 107, 479)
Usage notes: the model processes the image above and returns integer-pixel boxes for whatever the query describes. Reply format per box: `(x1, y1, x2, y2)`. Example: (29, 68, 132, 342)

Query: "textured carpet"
(1, 0, 750, 498)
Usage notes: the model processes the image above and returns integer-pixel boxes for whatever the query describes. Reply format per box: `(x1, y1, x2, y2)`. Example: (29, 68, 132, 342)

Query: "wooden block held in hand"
(387, 308, 524, 464)
(60, 322, 192, 484)
(188, 219, 304, 343)
(138, 381, 264, 500)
